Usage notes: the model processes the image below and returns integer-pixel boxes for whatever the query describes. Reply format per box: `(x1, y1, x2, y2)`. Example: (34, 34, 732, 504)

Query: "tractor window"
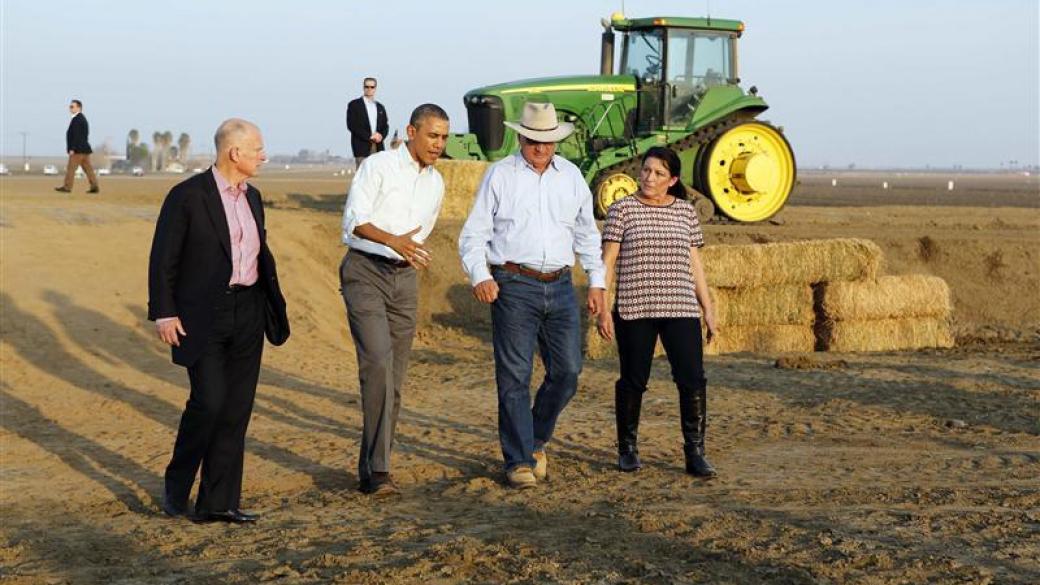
(621, 29, 664, 83)
(665, 30, 732, 126)
(667, 30, 732, 89)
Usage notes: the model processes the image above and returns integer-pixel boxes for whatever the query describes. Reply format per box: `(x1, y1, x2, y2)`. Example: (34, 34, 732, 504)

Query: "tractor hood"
(464, 74, 636, 99)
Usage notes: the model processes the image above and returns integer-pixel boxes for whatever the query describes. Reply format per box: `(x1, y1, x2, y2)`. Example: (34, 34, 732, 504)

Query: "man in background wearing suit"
(346, 77, 389, 169)
(148, 118, 289, 523)
(55, 99, 99, 194)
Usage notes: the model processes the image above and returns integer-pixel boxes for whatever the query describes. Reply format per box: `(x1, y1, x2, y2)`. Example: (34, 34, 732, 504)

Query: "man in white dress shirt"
(340, 103, 449, 496)
(459, 102, 606, 489)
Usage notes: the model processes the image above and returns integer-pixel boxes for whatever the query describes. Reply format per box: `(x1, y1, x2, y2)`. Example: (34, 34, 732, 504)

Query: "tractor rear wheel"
(697, 121, 795, 222)
(593, 172, 638, 219)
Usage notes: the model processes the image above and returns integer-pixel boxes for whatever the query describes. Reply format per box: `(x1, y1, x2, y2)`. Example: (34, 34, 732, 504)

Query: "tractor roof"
(611, 16, 744, 33)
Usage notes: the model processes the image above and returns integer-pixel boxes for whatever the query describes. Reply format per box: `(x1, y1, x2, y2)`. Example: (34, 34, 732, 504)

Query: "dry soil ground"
(1, 171, 1038, 584)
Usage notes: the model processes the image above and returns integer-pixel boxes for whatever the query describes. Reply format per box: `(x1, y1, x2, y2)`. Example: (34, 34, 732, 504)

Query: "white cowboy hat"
(504, 102, 574, 143)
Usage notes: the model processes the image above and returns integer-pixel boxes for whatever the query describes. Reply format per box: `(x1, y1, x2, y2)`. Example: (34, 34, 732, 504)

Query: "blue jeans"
(490, 267, 582, 471)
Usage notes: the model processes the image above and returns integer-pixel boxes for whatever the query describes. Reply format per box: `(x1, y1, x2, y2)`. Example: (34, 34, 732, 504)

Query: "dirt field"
(1, 171, 1038, 584)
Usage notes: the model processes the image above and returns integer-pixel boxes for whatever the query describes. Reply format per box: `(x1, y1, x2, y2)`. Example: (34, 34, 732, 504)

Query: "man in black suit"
(148, 118, 289, 523)
(346, 77, 389, 169)
(55, 99, 99, 194)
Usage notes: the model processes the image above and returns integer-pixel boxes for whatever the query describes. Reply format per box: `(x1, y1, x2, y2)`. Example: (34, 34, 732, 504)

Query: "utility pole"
(19, 131, 29, 171)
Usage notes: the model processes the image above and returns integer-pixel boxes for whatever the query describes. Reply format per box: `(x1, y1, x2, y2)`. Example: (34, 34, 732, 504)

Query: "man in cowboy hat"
(459, 101, 606, 489)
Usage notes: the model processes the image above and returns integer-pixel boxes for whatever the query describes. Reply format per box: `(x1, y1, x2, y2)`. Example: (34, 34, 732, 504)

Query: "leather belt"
(497, 262, 568, 282)
(354, 249, 410, 268)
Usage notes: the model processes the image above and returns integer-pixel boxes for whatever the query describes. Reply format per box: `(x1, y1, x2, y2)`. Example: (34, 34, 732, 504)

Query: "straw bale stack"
(703, 239, 882, 288)
(815, 275, 954, 351)
(435, 160, 489, 220)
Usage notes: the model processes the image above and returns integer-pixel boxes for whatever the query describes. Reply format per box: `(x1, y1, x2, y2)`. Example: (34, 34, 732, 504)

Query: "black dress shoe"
(196, 509, 260, 523)
(360, 472, 399, 497)
(54, 186, 72, 193)
(161, 496, 188, 518)
(87, 187, 100, 194)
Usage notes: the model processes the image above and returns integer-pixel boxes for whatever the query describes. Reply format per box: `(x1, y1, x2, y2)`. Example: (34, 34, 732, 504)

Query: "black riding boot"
(679, 386, 717, 478)
(615, 383, 643, 472)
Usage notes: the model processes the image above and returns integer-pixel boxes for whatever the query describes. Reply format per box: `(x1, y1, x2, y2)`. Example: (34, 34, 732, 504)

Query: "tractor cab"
(609, 16, 742, 133)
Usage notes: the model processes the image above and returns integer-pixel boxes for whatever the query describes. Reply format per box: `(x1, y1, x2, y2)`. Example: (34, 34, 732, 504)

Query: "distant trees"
(126, 128, 192, 170)
(177, 133, 191, 163)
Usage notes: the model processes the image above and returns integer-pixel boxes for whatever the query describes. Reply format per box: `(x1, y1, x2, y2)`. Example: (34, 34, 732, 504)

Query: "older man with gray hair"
(148, 118, 289, 523)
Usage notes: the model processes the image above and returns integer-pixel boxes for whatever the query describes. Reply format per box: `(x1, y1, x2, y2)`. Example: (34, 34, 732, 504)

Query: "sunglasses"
(363, 85, 376, 89)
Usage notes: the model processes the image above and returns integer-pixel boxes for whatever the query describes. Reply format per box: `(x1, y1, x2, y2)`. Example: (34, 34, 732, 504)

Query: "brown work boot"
(532, 450, 548, 480)
(506, 466, 537, 489)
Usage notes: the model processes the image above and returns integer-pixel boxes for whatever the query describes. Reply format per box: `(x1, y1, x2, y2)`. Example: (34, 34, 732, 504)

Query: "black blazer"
(66, 113, 92, 154)
(147, 169, 289, 367)
(346, 97, 389, 158)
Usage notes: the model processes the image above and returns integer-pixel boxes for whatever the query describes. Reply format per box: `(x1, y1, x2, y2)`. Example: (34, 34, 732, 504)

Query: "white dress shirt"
(364, 97, 378, 137)
(341, 145, 444, 260)
(458, 153, 606, 288)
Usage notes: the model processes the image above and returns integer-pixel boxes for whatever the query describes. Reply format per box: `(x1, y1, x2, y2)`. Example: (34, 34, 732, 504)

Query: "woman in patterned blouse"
(598, 146, 719, 477)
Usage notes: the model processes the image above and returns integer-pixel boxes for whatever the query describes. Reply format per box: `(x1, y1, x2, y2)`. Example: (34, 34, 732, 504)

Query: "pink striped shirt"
(212, 166, 260, 286)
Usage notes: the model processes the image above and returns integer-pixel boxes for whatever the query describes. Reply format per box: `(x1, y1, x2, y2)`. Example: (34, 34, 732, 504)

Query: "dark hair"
(363, 77, 377, 86)
(409, 103, 449, 128)
(71, 99, 82, 108)
(641, 146, 687, 198)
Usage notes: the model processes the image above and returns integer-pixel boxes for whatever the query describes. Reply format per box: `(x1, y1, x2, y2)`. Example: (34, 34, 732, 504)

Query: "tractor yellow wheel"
(700, 122, 795, 222)
(593, 172, 638, 219)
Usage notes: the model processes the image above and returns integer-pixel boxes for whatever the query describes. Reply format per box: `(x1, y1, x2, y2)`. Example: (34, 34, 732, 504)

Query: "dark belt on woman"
(496, 262, 568, 283)
(353, 248, 410, 268)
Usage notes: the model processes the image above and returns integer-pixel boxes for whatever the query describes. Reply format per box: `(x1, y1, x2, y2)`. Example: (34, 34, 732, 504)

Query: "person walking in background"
(597, 146, 719, 478)
(346, 77, 389, 170)
(55, 99, 99, 194)
(458, 102, 606, 489)
(148, 118, 290, 523)
(339, 104, 449, 497)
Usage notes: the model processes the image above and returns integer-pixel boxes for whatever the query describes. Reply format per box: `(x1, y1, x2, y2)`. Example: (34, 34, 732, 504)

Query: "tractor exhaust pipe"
(600, 27, 615, 75)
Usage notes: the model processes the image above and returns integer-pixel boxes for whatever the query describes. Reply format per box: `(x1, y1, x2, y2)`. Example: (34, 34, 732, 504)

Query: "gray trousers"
(339, 249, 418, 482)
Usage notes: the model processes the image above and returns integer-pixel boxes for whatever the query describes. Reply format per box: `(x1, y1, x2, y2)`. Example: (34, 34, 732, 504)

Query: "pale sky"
(2, 0, 1037, 168)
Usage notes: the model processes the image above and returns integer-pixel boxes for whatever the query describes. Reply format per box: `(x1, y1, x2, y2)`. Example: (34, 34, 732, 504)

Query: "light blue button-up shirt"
(458, 153, 606, 288)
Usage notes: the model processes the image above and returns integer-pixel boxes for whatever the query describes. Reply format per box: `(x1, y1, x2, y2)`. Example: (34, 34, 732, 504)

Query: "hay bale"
(705, 325, 816, 355)
(818, 317, 954, 352)
(703, 239, 882, 288)
(435, 160, 489, 220)
(710, 285, 814, 326)
(817, 275, 951, 321)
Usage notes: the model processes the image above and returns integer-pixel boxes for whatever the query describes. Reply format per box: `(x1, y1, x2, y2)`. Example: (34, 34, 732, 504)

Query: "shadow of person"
(4, 292, 348, 496)
(40, 294, 498, 483)
(0, 385, 157, 512)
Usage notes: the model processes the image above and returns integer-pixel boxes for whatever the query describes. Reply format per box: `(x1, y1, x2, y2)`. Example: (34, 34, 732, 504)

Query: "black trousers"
(164, 286, 265, 514)
(613, 314, 706, 397)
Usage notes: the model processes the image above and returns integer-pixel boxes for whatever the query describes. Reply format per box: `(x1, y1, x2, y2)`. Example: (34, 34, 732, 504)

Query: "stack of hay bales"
(435, 160, 489, 220)
(814, 275, 954, 352)
(586, 238, 882, 357)
(701, 238, 882, 355)
(584, 237, 953, 357)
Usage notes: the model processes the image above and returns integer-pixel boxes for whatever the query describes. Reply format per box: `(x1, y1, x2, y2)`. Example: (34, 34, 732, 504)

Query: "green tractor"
(443, 13, 795, 222)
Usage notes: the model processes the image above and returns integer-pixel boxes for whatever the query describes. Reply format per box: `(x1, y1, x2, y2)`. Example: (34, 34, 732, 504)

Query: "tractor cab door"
(621, 29, 665, 134)
(664, 29, 734, 128)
